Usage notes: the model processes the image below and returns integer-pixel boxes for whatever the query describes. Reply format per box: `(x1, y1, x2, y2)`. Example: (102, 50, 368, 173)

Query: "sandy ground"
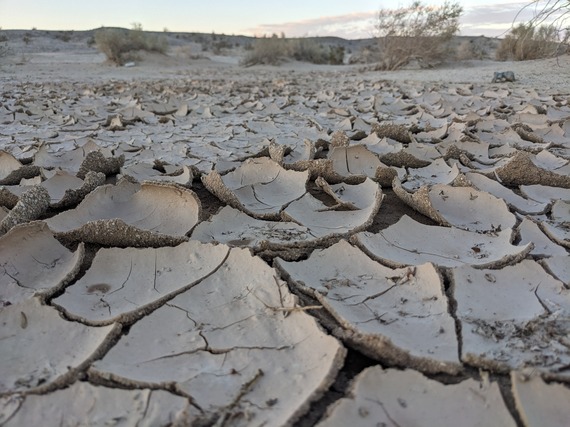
(1, 41, 568, 89)
(1, 41, 570, 426)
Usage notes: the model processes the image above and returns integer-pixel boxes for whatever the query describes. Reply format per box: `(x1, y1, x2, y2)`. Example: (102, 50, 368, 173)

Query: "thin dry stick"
(247, 279, 323, 315)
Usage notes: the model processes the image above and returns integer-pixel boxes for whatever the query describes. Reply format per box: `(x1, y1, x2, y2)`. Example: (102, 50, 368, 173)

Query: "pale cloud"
(242, 11, 378, 39)
(460, 1, 568, 37)
(460, 2, 532, 36)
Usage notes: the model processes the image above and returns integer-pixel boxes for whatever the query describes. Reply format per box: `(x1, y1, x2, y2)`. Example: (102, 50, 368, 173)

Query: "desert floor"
(1, 43, 570, 427)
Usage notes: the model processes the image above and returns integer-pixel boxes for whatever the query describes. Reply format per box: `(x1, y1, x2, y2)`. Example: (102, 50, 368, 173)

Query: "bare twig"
(247, 282, 323, 316)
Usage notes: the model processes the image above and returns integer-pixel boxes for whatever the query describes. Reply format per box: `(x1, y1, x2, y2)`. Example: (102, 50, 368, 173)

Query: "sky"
(0, 0, 550, 38)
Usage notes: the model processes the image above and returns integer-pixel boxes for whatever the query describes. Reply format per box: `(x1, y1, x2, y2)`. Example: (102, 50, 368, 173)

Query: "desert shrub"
(328, 45, 346, 64)
(349, 44, 380, 64)
(375, 1, 463, 70)
(242, 34, 345, 66)
(95, 23, 168, 65)
(456, 39, 487, 60)
(212, 38, 233, 54)
(55, 31, 72, 42)
(144, 33, 168, 53)
(0, 28, 8, 58)
(496, 23, 566, 60)
(0, 43, 9, 59)
(95, 28, 132, 64)
(241, 34, 291, 66)
(290, 38, 328, 63)
(503, 1, 570, 59)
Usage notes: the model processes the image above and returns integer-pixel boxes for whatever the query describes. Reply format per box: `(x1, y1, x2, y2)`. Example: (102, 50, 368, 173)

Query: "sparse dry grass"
(95, 24, 168, 65)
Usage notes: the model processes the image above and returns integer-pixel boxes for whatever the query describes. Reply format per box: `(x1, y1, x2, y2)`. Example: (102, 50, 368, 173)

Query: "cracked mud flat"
(1, 51, 570, 426)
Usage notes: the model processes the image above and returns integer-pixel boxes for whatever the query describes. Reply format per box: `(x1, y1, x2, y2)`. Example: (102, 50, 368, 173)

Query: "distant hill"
(0, 28, 501, 62)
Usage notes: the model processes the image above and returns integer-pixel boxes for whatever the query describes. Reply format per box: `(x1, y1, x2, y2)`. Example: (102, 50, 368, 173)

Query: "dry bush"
(95, 23, 168, 65)
(0, 44, 9, 59)
(55, 31, 72, 42)
(0, 28, 8, 59)
(375, 1, 463, 70)
(290, 39, 345, 64)
(241, 34, 290, 66)
(456, 39, 487, 60)
(241, 34, 345, 67)
(212, 38, 233, 55)
(242, 34, 345, 66)
(327, 45, 346, 64)
(496, 23, 564, 60)
(349, 44, 380, 64)
(290, 38, 328, 64)
(499, 1, 570, 60)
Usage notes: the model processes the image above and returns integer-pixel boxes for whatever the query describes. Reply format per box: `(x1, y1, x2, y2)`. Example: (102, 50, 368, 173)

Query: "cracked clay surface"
(1, 48, 569, 426)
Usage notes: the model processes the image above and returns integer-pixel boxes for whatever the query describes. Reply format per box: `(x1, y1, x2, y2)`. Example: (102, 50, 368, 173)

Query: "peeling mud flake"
(90, 247, 345, 426)
(33, 142, 115, 176)
(191, 205, 318, 250)
(540, 255, 570, 287)
(511, 371, 570, 427)
(120, 162, 193, 187)
(0, 151, 25, 181)
(402, 158, 460, 191)
(45, 178, 200, 246)
(76, 150, 125, 179)
(493, 151, 570, 188)
(353, 215, 531, 269)
(328, 144, 395, 184)
(0, 382, 197, 426)
(41, 170, 107, 209)
(0, 222, 83, 305)
(0, 298, 117, 394)
(202, 157, 309, 220)
(317, 367, 516, 427)
(0, 151, 40, 186)
(0, 186, 50, 235)
(269, 139, 315, 169)
(0, 170, 106, 211)
(540, 200, 570, 248)
(520, 184, 570, 205)
(53, 241, 230, 324)
(466, 172, 549, 215)
(518, 218, 567, 258)
(452, 260, 570, 378)
(393, 179, 516, 233)
(282, 178, 383, 239)
(275, 240, 461, 374)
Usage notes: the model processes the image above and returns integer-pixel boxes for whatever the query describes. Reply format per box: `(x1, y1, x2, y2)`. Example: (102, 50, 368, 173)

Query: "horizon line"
(0, 27, 510, 40)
